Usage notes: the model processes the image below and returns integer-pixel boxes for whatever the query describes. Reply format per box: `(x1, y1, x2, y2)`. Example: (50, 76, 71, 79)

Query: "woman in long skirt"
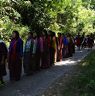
(75, 34, 81, 50)
(62, 35, 69, 58)
(23, 32, 34, 75)
(36, 33, 44, 71)
(50, 32, 57, 66)
(67, 34, 73, 57)
(8, 31, 23, 81)
(87, 35, 94, 49)
(0, 40, 7, 84)
(57, 33, 63, 61)
(41, 31, 50, 69)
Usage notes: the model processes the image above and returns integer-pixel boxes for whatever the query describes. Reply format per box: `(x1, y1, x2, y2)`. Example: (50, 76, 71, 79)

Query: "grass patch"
(62, 50, 95, 96)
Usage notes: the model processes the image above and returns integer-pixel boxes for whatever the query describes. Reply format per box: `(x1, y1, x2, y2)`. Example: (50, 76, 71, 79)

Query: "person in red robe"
(57, 33, 63, 61)
(8, 31, 23, 81)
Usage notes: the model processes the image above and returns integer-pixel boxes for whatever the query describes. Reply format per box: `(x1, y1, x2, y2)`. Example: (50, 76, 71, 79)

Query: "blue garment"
(9, 38, 23, 57)
(63, 36, 68, 46)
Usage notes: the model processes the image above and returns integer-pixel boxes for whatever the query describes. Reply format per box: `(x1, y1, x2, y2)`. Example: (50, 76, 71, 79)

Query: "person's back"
(63, 36, 68, 46)
(75, 35, 81, 50)
(0, 40, 7, 65)
(0, 40, 7, 85)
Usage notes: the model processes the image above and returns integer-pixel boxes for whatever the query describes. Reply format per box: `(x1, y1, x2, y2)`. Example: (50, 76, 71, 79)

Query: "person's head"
(12, 30, 19, 39)
(58, 33, 61, 37)
(33, 32, 37, 39)
(67, 33, 71, 37)
(48, 31, 51, 36)
(87, 35, 89, 37)
(28, 32, 33, 39)
(78, 32, 80, 35)
(51, 31, 55, 37)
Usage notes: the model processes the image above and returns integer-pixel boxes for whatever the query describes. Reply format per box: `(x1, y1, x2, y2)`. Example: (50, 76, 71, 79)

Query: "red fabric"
(58, 37, 63, 61)
(75, 37, 80, 46)
(11, 41, 17, 61)
(76, 39, 80, 46)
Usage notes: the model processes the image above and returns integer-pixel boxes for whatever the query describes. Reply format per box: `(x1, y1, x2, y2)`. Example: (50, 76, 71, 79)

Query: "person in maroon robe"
(57, 33, 63, 61)
(8, 31, 23, 81)
(41, 31, 50, 69)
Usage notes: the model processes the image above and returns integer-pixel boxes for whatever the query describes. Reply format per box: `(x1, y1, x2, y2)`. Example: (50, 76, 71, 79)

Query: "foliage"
(0, 0, 95, 41)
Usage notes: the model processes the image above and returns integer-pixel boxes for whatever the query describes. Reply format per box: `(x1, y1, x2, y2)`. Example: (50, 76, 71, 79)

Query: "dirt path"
(0, 48, 91, 96)
(41, 60, 81, 96)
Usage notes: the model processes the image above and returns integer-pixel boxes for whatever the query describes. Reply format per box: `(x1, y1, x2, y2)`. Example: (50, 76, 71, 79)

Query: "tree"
(0, 0, 95, 41)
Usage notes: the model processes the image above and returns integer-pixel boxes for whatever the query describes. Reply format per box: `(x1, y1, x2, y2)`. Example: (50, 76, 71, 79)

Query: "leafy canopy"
(0, 0, 95, 40)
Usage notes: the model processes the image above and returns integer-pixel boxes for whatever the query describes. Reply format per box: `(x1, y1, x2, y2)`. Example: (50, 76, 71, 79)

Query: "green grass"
(63, 50, 95, 96)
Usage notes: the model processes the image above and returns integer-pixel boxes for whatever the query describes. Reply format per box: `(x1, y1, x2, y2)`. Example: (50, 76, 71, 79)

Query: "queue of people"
(0, 30, 94, 86)
(75, 33, 94, 50)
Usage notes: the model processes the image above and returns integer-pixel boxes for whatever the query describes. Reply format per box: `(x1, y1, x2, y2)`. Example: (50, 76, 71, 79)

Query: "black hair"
(28, 32, 33, 36)
(58, 33, 61, 36)
(13, 30, 19, 39)
(51, 32, 55, 37)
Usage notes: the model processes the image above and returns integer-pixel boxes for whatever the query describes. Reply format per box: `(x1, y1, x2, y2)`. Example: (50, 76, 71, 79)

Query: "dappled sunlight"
(0, 0, 95, 96)
(55, 48, 91, 67)
(55, 59, 78, 66)
(82, 62, 87, 67)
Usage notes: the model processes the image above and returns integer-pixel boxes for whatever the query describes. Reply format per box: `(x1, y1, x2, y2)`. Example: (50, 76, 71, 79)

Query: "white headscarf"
(0, 39, 4, 43)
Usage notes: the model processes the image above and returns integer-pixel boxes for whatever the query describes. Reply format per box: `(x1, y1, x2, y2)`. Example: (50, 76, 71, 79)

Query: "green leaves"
(0, 0, 95, 41)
